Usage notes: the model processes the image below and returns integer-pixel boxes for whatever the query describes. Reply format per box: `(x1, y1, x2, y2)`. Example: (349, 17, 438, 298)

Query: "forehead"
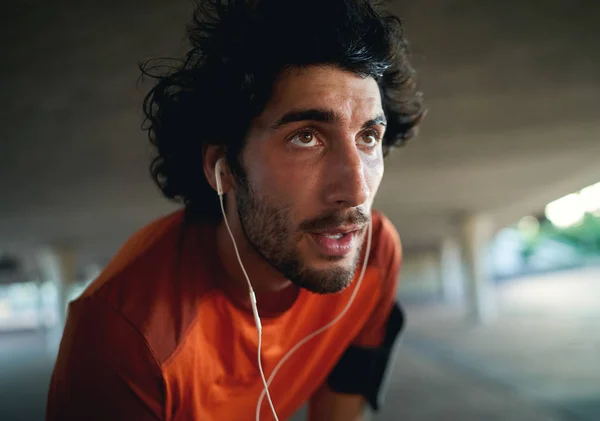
(257, 66, 383, 126)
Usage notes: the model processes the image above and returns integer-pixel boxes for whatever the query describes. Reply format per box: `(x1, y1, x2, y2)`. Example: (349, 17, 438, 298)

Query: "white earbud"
(215, 157, 225, 196)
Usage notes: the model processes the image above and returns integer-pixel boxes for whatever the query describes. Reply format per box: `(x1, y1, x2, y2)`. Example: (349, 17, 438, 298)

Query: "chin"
(291, 260, 358, 295)
(280, 243, 362, 294)
(316, 251, 359, 271)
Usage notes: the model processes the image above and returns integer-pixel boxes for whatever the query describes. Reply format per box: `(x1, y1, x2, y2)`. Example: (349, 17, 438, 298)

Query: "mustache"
(299, 208, 370, 232)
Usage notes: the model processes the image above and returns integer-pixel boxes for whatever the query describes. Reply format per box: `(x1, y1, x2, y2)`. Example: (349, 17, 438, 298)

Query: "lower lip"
(309, 232, 357, 257)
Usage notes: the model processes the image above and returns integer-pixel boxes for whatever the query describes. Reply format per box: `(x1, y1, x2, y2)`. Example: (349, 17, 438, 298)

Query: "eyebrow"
(269, 107, 387, 130)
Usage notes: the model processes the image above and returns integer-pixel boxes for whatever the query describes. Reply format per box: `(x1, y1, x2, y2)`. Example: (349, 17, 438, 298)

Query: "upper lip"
(311, 225, 360, 235)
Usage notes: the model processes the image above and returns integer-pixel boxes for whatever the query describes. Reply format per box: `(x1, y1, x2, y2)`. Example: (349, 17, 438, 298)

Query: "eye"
(289, 130, 321, 148)
(357, 130, 382, 148)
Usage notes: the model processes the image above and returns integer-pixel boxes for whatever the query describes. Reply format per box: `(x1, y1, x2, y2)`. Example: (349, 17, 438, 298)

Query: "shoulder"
(82, 209, 186, 297)
(370, 210, 402, 275)
(74, 209, 217, 365)
(48, 296, 165, 420)
(59, 295, 162, 373)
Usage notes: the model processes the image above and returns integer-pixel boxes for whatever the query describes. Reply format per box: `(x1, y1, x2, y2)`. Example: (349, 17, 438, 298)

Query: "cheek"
(246, 153, 308, 212)
(273, 167, 319, 215)
(261, 152, 320, 198)
(243, 147, 280, 193)
(364, 154, 384, 199)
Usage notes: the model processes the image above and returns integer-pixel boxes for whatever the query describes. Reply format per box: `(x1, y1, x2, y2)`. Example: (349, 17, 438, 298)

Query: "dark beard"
(234, 177, 366, 294)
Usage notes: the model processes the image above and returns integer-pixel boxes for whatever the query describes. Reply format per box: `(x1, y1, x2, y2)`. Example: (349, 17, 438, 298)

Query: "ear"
(203, 145, 233, 194)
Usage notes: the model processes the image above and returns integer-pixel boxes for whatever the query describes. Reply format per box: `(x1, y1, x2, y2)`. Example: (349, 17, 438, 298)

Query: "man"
(46, 0, 424, 420)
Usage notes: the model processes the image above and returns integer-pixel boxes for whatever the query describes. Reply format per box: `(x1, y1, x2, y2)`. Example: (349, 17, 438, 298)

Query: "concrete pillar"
(37, 245, 78, 353)
(439, 236, 465, 303)
(461, 213, 497, 323)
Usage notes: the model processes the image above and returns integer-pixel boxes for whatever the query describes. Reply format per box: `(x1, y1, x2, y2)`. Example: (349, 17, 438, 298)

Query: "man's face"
(234, 65, 385, 294)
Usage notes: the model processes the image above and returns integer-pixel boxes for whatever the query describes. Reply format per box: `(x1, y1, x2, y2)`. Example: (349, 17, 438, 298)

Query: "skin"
(204, 65, 386, 302)
(203, 65, 386, 418)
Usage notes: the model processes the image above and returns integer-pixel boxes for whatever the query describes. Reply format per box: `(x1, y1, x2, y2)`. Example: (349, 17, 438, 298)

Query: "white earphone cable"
(254, 220, 372, 421)
(219, 194, 279, 421)
(216, 158, 372, 421)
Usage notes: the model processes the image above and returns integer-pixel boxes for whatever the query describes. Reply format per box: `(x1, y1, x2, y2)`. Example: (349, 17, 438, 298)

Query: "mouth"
(308, 226, 362, 257)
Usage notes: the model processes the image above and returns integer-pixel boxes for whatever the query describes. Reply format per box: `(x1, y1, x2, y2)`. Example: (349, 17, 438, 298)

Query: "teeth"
(324, 234, 344, 239)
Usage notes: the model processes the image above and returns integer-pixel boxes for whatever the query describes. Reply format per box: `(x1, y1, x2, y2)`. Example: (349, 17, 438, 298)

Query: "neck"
(215, 214, 299, 315)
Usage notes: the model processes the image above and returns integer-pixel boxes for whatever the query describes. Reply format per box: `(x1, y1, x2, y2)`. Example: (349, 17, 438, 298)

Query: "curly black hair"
(141, 0, 425, 222)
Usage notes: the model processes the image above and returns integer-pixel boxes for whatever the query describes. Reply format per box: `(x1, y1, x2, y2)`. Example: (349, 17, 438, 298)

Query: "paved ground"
(401, 266, 600, 421)
(1, 267, 598, 421)
(374, 347, 566, 421)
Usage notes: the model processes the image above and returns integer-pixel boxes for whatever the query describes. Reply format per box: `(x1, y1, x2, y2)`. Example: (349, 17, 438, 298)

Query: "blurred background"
(1, 0, 599, 420)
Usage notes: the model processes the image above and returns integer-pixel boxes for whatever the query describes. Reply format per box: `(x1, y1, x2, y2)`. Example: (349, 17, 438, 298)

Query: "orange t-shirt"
(46, 209, 402, 421)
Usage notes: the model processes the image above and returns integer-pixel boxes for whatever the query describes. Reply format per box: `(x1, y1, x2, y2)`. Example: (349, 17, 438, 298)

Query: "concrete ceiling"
(1, 0, 599, 263)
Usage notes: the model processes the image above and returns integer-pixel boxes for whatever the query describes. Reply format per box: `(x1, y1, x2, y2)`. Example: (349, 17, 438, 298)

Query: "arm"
(46, 296, 165, 421)
(308, 383, 368, 421)
(309, 302, 404, 421)
(309, 217, 404, 420)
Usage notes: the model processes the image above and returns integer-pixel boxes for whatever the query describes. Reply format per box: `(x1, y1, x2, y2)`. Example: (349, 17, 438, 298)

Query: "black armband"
(327, 302, 405, 410)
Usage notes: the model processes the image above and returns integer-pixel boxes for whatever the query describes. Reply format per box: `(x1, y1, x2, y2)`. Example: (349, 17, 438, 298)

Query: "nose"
(323, 141, 370, 208)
